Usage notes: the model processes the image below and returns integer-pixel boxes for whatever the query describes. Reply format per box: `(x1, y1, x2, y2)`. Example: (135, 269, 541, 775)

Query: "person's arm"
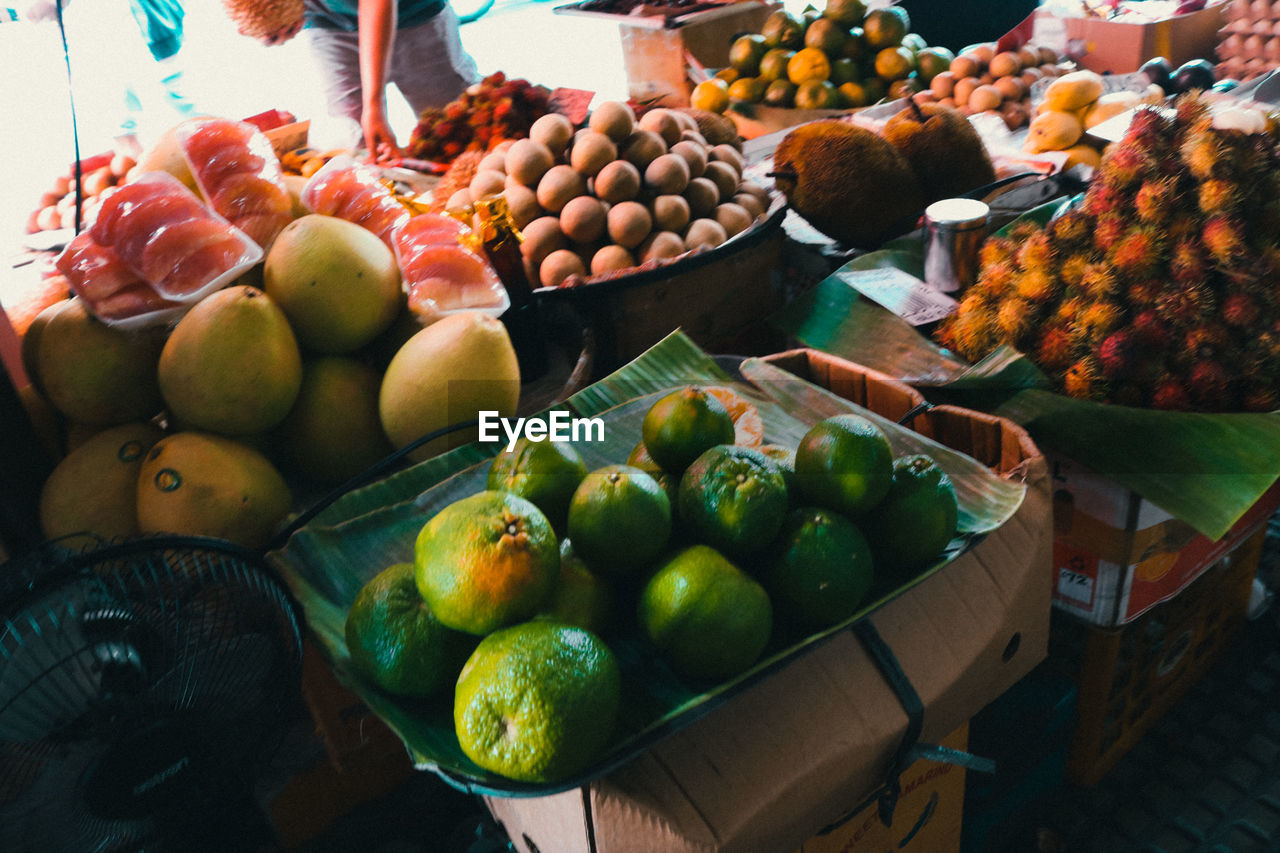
(359, 0, 400, 162)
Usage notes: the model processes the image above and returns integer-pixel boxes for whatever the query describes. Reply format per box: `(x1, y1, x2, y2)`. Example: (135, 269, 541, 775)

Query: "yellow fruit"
(35, 297, 165, 427)
(132, 118, 203, 193)
(1024, 109, 1084, 153)
(135, 431, 292, 548)
(788, 47, 833, 85)
(874, 46, 915, 81)
(158, 285, 303, 436)
(378, 311, 519, 460)
(690, 79, 731, 113)
(274, 356, 394, 486)
(1062, 142, 1103, 170)
(263, 214, 402, 354)
(637, 544, 772, 682)
(454, 621, 620, 782)
(281, 174, 310, 218)
(1042, 69, 1105, 112)
(1083, 90, 1142, 129)
(345, 562, 477, 697)
(415, 490, 559, 635)
(39, 421, 164, 544)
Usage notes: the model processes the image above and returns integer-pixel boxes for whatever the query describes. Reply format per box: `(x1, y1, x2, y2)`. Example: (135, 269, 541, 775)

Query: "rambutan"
(979, 237, 1017, 270)
(1036, 324, 1079, 372)
(978, 258, 1018, 296)
(1174, 92, 1211, 129)
(1109, 227, 1164, 276)
(1169, 239, 1208, 286)
(1054, 296, 1089, 328)
(1082, 301, 1125, 340)
(1079, 263, 1119, 300)
(1082, 183, 1126, 218)
(1167, 215, 1201, 243)
(1098, 330, 1137, 380)
(1183, 322, 1233, 357)
(1004, 222, 1043, 244)
(1131, 309, 1172, 349)
(1197, 178, 1238, 215)
(1202, 215, 1248, 263)
(1093, 215, 1127, 254)
(1127, 278, 1165, 308)
(945, 301, 999, 360)
(1242, 382, 1279, 412)
(1050, 212, 1090, 249)
(1181, 131, 1225, 180)
(1151, 379, 1193, 410)
(1062, 356, 1105, 400)
(1015, 231, 1054, 272)
(1015, 268, 1059, 303)
(1157, 283, 1216, 327)
(1059, 254, 1091, 289)
(1189, 359, 1234, 410)
(1098, 144, 1153, 190)
(996, 298, 1036, 342)
(1134, 178, 1178, 223)
(1222, 293, 1261, 328)
(1123, 106, 1176, 155)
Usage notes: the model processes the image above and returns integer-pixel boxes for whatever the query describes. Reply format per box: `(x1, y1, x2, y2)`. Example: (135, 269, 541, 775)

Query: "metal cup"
(923, 198, 990, 296)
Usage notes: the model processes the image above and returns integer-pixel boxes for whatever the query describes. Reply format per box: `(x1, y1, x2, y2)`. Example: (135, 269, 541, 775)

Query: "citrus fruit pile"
(344, 384, 960, 783)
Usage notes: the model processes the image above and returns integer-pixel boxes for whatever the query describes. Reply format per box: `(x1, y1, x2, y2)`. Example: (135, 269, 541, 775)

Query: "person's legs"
(304, 26, 365, 148)
(388, 7, 480, 118)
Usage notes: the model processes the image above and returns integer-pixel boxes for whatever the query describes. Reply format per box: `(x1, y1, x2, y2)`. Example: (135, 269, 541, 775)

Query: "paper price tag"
(839, 267, 958, 327)
(1056, 566, 1095, 605)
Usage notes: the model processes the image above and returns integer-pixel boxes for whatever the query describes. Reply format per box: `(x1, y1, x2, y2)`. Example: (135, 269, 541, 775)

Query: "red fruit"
(1222, 293, 1261, 328)
(1152, 380, 1192, 410)
(1183, 322, 1232, 356)
(1110, 229, 1162, 276)
(1202, 215, 1246, 263)
(1098, 331, 1136, 379)
(445, 102, 467, 121)
(1092, 216, 1126, 253)
(1131, 310, 1171, 349)
(1082, 183, 1125, 218)
(1189, 360, 1232, 410)
(1036, 325, 1077, 372)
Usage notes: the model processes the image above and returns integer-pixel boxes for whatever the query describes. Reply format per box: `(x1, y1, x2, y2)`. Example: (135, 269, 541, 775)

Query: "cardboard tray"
(485, 348, 1053, 853)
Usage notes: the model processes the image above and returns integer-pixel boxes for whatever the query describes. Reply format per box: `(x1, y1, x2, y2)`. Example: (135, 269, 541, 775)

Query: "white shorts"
(306, 9, 479, 143)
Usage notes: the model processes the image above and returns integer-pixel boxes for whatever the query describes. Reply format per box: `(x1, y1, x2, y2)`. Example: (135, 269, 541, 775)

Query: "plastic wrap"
(55, 232, 187, 326)
(301, 155, 411, 248)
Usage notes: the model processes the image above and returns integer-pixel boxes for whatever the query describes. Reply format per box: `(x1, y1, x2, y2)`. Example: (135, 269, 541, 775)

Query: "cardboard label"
(840, 267, 958, 327)
(1054, 542, 1098, 609)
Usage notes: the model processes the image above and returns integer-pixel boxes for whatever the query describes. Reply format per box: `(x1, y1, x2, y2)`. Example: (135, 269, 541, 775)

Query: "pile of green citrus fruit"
(694, 0, 954, 111)
(343, 384, 960, 783)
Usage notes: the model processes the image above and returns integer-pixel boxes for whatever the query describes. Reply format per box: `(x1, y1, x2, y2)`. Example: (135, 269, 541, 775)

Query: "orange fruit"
(637, 544, 772, 682)
(874, 46, 915, 81)
(454, 621, 620, 782)
(704, 386, 764, 448)
(794, 414, 894, 518)
(345, 562, 478, 697)
(788, 47, 833, 86)
(414, 490, 560, 635)
(536, 540, 614, 634)
(642, 385, 736, 473)
(678, 445, 789, 558)
(864, 453, 958, 577)
(691, 79, 731, 113)
(486, 436, 589, 535)
(760, 507, 874, 630)
(566, 464, 672, 575)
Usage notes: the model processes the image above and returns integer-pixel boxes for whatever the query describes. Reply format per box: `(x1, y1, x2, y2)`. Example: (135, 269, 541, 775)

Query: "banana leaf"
(267, 330, 1025, 798)
(770, 199, 1280, 541)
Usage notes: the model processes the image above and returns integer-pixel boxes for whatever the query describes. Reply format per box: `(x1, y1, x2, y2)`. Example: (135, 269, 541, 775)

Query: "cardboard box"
(1048, 451, 1280, 626)
(484, 349, 1052, 853)
(1036, 2, 1226, 75)
(795, 723, 968, 853)
(612, 1, 779, 106)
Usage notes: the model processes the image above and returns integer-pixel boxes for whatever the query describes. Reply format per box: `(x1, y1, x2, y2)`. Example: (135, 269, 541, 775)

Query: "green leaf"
(268, 330, 1024, 797)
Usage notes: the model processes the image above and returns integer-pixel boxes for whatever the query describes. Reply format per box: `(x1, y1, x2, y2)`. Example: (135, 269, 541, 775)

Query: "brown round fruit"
(669, 140, 708, 178)
(529, 113, 574, 157)
(591, 244, 635, 275)
(703, 161, 739, 201)
(559, 195, 607, 244)
(644, 153, 691, 195)
(536, 165, 587, 213)
(638, 108, 683, 146)
(569, 130, 617, 178)
(714, 202, 753, 238)
(520, 216, 567, 269)
(589, 100, 636, 142)
(651, 194, 691, 232)
(684, 177, 720, 217)
(593, 159, 642, 204)
(620, 129, 668, 171)
(607, 201, 653, 249)
(639, 231, 685, 262)
(683, 218, 727, 251)
(539, 249, 587, 288)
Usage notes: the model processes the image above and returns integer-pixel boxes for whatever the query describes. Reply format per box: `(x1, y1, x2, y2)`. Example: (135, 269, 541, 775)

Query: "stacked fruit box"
(1217, 0, 1280, 81)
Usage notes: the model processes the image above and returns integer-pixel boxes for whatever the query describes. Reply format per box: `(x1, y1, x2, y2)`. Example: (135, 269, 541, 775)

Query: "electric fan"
(0, 535, 303, 853)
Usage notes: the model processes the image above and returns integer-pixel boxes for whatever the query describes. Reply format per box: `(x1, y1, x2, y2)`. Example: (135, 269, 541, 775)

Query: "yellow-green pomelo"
(275, 356, 394, 486)
(414, 490, 559, 635)
(158, 286, 302, 436)
(132, 118, 202, 193)
(345, 562, 478, 697)
(638, 544, 772, 682)
(35, 297, 165, 426)
(379, 311, 519, 460)
(263, 214, 402, 353)
(135, 431, 292, 548)
(454, 621, 620, 783)
(39, 421, 164, 543)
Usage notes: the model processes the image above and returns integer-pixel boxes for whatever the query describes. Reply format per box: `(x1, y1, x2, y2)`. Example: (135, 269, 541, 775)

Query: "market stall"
(3, 0, 1279, 851)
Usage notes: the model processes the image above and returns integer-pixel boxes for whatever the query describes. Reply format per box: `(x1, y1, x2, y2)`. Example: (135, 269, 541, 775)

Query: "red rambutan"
(1202, 215, 1248, 264)
(996, 298, 1036, 342)
(1123, 107, 1176, 155)
(1181, 131, 1224, 181)
(979, 237, 1017, 269)
(1189, 360, 1234, 410)
(1127, 278, 1165, 308)
(1174, 92, 1211, 129)
(1222, 293, 1262, 328)
(1050, 212, 1090, 248)
(1197, 178, 1238, 215)
(1036, 324, 1079, 372)
(1016, 268, 1058, 303)
(1082, 183, 1127, 218)
(1016, 231, 1054, 272)
(1131, 309, 1172, 349)
(978, 258, 1018, 296)
(1082, 301, 1125, 340)
(1152, 379, 1193, 410)
(1183, 322, 1233, 357)
(1109, 228, 1164, 276)
(1098, 330, 1137, 379)
(1059, 254, 1091, 289)
(1134, 179, 1178, 223)
(1098, 144, 1154, 189)
(1080, 263, 1119, 300)
(1157, 283, 1216, 327)
(1169, 239, 1207, 286)
(1093, 216, 1126, 254)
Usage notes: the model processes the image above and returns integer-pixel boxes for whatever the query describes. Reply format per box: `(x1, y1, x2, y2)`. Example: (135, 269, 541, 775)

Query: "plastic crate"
(1051, 526, 1266, 788)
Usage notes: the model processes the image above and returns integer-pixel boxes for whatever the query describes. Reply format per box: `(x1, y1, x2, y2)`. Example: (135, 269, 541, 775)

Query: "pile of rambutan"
(935, 92, 1280, 412)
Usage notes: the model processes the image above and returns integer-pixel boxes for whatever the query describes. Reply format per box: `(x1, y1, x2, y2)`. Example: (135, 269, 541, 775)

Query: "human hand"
(362, 101, 402, 164)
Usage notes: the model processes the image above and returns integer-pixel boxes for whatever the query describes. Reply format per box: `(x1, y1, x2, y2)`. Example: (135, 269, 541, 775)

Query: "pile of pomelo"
(345, 384, 960, 783)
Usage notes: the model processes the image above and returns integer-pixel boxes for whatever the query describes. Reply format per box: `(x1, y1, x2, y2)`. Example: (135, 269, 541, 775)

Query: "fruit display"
(438, 100, 773, 289)
(1021, 69, 1139, 165)
(936, 93, 1280, 412)
(406, 71, 554, 164)
(1217, 0, 1280, 82)
(344, 384, 961, 782)
(769, 103, 998, 247)
(916, 40, 1068, 130)
(26, 150, 137, 234)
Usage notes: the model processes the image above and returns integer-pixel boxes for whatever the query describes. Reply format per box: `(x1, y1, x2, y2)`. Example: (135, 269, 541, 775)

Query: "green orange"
(794, 414, 894, 517)
(760, 508, 874, 629)
(454, 621, 620, 782)
(345, 562, 477, 697)
(566, 464, 671, 575)
(862, 5, 909, 49)
(486, 436, 589, 535)
(678, 444, 788, 558)
(729, 33, 769, 75)
(414, 490, 559, 635)
(758, 48, 797, 83)
(865, 453, 958, 576)
(536, 540, 613, 635)
(638, 544, 772, 682)
(642, 386, 736, 474)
